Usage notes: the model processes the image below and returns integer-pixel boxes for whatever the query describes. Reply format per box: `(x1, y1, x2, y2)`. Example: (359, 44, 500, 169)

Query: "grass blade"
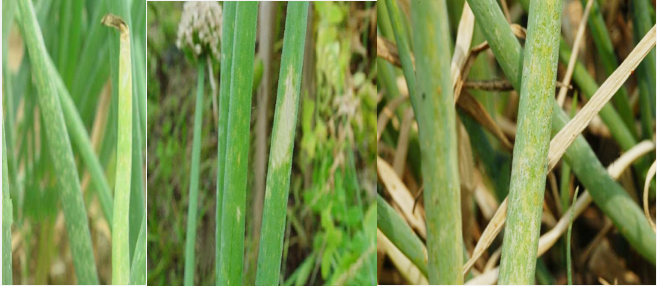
(216, 2, 236, 285)
(411, 0, 463, 283)
(183, 56, 206, 286)
(102, 13, 133, 285)
(219, 2, 258, 285)
(17, 0, 99, 282)
(2, 123, 13, 285)
(499, 0, 563, 282)
(255, 2, 308, 285)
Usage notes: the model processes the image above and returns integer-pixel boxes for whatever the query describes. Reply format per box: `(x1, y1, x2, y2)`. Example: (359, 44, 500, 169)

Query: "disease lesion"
(101, 13, 130, 38)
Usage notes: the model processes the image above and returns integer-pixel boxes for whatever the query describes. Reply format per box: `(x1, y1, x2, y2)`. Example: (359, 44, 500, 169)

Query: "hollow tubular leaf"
(102, 13, 133, 285)
(17, 0, 99, 282)
(216, 2, 236, 285)
(376, 194, 428, 276)
(552, 105, 656, 264)
(499, 0, 562, 283)
(183, 56, 206, 286)
(467, 0, 656, 265)
(106, 0, 145, 260)
(43, 50, 116, 228)
(255, 2, 308, 285)
(410, 0, 463, 283)
(219, 2, 259, 285)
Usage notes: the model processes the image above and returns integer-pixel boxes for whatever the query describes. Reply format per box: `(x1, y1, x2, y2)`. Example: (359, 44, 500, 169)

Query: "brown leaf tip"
(102, 13, 128, 33)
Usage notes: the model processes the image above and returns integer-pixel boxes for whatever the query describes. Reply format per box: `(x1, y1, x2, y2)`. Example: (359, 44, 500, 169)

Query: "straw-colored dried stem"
(548, 25, 656, 171)
(556, 0, 593, 107)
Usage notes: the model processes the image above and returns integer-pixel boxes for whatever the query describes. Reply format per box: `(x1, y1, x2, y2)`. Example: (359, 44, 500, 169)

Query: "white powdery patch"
(271, 66, 296, 169)
(176, 1, 222, 60)
(236, 207, 241, 222)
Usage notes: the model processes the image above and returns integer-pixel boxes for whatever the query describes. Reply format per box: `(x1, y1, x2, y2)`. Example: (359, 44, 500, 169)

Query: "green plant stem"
(465, 0, 523, 88)
(384, 0, 417, 104)
(183, 56, 206, 286)
(467, 0, 657, 264)
(3, 123, 13, 285)
(556, 40, 637, 151)
(518, 0, 652, 203)
(255, 2, 308, 285)
(219, 2, 258, 285)
(552, 104, 656, 264)
(632, 0, 657, 139)
(130, 213, 146, 285)
(13, 6, 116, 228)
(376, 194, 428, 276)
(72, 2, 110, 124)
(580, 0, 636, 137)
(411, 0, 462, 284)
(498, 0, 562, 284)
(102, 13, 133, 285)
(48, 57, 115, 227)
(2, 0, 19, 209)
(57, 0, 83, 88)
(17, 0, 99, 282)
(105, 0, 146, 261)
(216, 2, 235, 285)
(514, 0, 638, 151)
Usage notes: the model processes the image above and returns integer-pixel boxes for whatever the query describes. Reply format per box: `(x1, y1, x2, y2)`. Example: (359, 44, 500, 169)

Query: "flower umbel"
(176, 2, 223, 59)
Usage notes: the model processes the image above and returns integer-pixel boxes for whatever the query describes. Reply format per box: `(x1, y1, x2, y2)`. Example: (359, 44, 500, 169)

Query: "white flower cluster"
(176, 1, 223, 60)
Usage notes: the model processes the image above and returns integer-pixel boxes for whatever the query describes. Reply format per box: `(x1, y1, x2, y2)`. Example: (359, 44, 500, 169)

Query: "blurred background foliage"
(146, 2, 376, 285)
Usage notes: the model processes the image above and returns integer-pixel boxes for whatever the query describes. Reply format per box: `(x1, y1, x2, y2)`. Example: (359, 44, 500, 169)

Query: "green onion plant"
(411, 0, 462, 284)
(216, 2, 236, 284)
(17, 0, 99, 282)
(102, 13, 133, 285)
(498, 0, 562, 283)
(255, 2, 309, 285)
(218, 2, 259, 285)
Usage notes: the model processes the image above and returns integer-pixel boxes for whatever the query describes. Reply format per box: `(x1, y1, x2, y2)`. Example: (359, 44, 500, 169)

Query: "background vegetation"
(146, 2, 376, 285)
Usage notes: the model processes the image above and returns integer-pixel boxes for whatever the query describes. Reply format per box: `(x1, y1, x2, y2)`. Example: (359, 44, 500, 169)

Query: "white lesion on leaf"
(271, 65, 297, 169)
